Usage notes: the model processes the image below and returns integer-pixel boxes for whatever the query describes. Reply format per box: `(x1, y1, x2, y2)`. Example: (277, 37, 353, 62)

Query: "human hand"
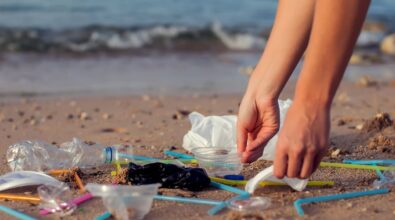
(273, 100, 330, 179)
(237, 93, 280, 163)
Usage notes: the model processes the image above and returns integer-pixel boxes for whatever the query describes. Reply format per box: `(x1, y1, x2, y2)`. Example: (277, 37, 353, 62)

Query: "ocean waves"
(0, 22, 266, 53)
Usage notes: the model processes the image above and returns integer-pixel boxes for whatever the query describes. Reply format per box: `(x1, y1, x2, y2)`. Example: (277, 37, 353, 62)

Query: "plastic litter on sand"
(294, 188, 390, 216)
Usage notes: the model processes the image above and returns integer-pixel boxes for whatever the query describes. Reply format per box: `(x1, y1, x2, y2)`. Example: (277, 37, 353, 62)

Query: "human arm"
(238, 0, 316, 162)
(273, 0, 371, 178)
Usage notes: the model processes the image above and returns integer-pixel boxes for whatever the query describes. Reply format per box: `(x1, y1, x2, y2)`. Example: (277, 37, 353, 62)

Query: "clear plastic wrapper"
(86, 183, 160, 220)
(38, 183, 76, 216)
(373, 169, 395, 189)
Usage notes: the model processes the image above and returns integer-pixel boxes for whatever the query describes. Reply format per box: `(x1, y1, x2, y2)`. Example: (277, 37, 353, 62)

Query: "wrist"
(293, 92, 332, 112)
(245, 71, 282, 100)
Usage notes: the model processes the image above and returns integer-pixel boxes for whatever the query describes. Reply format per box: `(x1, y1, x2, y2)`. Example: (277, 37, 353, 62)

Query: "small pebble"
(79, 112, 90, 120)
(102, 113, 111, 120)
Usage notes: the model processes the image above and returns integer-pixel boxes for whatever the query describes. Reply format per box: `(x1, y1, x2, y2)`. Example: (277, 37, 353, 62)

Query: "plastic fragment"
(224, 175, 244, 180)
(38, 183, 76, 216)
(227, 196, 271, 212)
(0, 171, 62, 191)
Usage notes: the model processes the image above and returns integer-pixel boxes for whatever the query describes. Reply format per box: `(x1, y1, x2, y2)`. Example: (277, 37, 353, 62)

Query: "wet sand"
(0, 80, 394, 220)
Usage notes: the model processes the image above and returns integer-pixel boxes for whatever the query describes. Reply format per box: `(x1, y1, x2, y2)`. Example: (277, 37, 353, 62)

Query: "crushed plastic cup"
(373, 169, 395, 189)
(38, 183, 76, 216)
(191, 147, 242, 177)
(86, 183, 160, 220)
(227, 196, 271, 212)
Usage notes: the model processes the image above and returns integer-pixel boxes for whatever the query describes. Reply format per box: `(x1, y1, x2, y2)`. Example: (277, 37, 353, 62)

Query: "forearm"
(248, 0, 316, 98)
(294, 0, 370, 108)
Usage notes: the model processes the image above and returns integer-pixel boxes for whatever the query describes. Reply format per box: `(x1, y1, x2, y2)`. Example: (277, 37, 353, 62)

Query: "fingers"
(242, 133, 274, 163)
(237, 126, 248, 154)
(287, 148, 304, 178)
(299, 149, 316, 179)
(312, 152, 325, 173)
(241, 143, 264, 163)
(274, 147, 288, 179)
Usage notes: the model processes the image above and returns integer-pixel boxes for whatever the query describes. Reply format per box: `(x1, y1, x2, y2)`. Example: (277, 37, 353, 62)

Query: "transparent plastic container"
(86, 183, 160, 220)
(191, 147, 242, 177)
(7, 138, 133, 171)
(227, 197, 271, 212)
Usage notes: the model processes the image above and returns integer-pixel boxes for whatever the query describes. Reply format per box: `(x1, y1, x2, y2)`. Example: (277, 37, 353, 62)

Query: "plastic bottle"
(6, 138, 133, 172)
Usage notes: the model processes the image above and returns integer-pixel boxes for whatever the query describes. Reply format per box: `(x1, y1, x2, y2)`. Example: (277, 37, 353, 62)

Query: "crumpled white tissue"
(182, 99, 308, 192)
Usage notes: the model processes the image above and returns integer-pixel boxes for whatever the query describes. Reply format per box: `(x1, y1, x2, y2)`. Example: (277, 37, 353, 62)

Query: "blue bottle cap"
(224, 174, 244, 180)
(103, 147, 114, 163)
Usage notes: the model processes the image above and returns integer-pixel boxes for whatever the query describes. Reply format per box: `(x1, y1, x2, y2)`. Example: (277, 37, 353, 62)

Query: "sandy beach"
(0, 79, 394, 220)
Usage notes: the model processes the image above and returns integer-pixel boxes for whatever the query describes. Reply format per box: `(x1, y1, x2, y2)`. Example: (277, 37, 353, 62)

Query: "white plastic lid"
(227, 197, 271, 212)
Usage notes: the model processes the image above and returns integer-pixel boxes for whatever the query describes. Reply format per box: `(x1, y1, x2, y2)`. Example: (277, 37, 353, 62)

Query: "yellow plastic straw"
(319, 162, 395, 171)
(209, 177, 334, 187)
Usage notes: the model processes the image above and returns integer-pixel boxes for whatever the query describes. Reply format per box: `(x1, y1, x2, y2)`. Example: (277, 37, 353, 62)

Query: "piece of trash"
(224, 175, 245, 180)
(245, 166, 308, 193)
(319, 162, 395, 171)
(0, 171, 62, 191)
(0, 193, 40, 204)
(191, 147, 243, 176)
(126, 162, 211, 191)
(86, 183, 160, 220)
(6, 138, 134, 171)
(227, 196, 271, 212)
(343, 159, 395, 166)
(100, 127, 127, 133)
(0, 205, 37, 220)
(39, 193, 93, 216)
(373, 169, 395, 189)
(38, 183, 76, 216)
(208, 181, 250, 215)
(210, 176, 334, 187)
(294, 188, 389, 216)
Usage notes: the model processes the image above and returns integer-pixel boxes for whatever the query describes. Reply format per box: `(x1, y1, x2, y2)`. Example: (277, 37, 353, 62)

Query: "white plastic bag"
(182, 99, 308, 192)
(182, 112, 237, 152)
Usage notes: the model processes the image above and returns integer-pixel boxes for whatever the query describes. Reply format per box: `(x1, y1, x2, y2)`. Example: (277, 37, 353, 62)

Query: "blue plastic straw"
(154, 195, 222, 206)
(95, 211, 112, 220)
(294, 188, 390, 216)
(208, 181, 250, 215)
(118, 153, 159, 161)
(343, 159, 395, 166)
(210, 182, 249, 195)
(0, 205, 37, 220)
(164, 150, 195, 159)
(372, 164, 387, 181)
(118, 153, 194, 163)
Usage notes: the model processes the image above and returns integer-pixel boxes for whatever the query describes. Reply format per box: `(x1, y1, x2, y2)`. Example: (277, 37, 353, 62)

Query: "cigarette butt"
(0, 194, 40, 204)
(73, 172, 85, 193)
